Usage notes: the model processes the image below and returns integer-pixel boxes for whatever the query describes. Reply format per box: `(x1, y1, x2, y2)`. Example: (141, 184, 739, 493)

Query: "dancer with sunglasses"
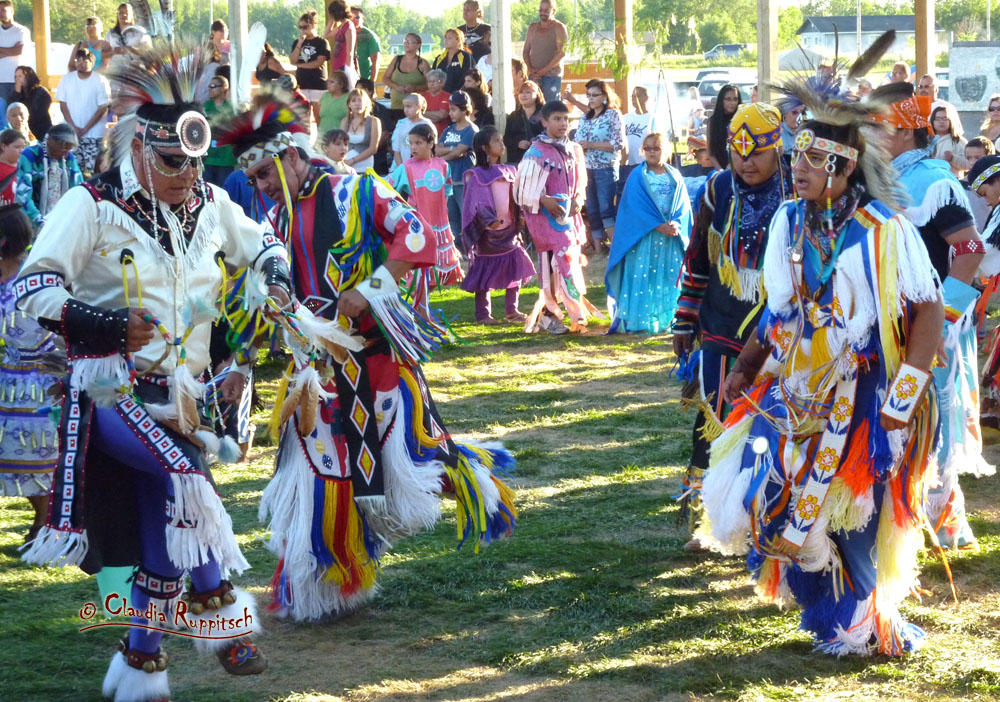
(16, 41, 291, 701)
(216, 91, 517, 623)
(699, 41, 945, 655)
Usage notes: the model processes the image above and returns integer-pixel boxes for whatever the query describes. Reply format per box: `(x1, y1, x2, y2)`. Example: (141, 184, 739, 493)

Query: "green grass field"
(2, 278, 1000, 702)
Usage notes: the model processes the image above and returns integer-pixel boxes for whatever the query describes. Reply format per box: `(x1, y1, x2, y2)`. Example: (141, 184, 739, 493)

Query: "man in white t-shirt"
(619, 86, 652, 198)
(0, 1, 26, 103)
(56, 48, 110, 177)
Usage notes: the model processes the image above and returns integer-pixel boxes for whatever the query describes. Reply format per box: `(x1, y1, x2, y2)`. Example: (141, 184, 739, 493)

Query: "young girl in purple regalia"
(461, 126, 535, 324)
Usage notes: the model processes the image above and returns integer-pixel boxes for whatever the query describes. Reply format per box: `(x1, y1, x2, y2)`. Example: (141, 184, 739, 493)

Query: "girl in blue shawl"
(606, 132, 692, 333)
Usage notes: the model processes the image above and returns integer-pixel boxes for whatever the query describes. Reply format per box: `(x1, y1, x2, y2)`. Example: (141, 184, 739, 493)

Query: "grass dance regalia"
(671, 103, 789, 547)
(216, 94, 518, 622)
(873, 87, 994, 551)
(698, 54, 947, 655)
(15, 41, 287, 701)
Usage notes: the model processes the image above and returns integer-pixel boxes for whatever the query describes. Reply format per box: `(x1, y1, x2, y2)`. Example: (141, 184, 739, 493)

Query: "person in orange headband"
(874, 81, 990, 552)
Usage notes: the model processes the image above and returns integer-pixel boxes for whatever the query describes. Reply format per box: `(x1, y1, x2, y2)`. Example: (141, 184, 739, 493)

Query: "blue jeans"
(447, 183, 466, 255)
(538, 75, 562, 103)
(585, 166, 618, 237)
(616, 163, 637, 204)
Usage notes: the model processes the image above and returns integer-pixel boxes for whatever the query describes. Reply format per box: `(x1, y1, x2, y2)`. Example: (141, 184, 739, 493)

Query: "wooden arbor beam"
(914, 0, 934, 80)
(229, 0, 249, 104)
(756, 0, 777, 104)
(491, 0, 514, 133)
(613, 0, 633, 107)
(33, 0, 50, 91)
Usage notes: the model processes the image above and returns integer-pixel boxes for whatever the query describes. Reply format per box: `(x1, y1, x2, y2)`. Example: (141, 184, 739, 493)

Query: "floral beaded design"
(895, 374, 919, 400)
(797, 494, 821, 521)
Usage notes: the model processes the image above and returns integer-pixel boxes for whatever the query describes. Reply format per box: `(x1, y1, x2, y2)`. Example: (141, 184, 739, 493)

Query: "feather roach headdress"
(104, 37, 213, 166)
(214, 89, 314, 172)
(772, 30, 908, 211)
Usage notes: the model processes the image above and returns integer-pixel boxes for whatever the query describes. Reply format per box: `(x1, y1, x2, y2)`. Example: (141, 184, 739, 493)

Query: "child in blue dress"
(606, 132, 692, 333)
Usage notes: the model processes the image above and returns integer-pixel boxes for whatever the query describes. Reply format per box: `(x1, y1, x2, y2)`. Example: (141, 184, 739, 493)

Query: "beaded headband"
(793, 128, 859, 162)
(972, 162, 1000, 191)
(237, 132, 296, 172)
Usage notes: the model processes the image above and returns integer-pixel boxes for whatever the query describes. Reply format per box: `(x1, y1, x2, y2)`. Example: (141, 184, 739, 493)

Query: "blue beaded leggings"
(92, 406, 221, 655)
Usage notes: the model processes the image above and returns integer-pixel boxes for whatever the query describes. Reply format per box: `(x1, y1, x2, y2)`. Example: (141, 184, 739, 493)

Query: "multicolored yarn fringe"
(218, 267, 277, 363)
(330, 174, 390, 293)
(446, 443, 517, 553)
(398, 365, 517, 551)
(266, 477, 381, 613)
(366, 293, 451, 367)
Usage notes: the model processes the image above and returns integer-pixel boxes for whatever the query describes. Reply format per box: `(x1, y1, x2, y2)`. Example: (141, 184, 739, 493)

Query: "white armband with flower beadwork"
(354, 266, 399, 302)
(881, 362, 932, 425)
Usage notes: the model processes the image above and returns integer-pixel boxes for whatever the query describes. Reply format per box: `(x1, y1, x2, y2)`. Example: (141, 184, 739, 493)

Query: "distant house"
(795, 15, 949, 56)
(385, 33, 436, 56)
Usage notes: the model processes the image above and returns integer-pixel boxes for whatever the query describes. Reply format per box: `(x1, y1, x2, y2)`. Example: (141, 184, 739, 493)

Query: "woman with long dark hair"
(105, 2, 148, 56)
(707, 84, 741, 169)
(256, 42, 287, 83)
(325, 0, 358, 85)
(290, 9, 331, 125)
(564, 78, 624, 252)
(11, 66, 51, 142)
(465, 86, 493, 128)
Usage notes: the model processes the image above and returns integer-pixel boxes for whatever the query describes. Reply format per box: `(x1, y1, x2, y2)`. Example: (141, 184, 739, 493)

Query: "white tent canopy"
(778, 47, 827, 71)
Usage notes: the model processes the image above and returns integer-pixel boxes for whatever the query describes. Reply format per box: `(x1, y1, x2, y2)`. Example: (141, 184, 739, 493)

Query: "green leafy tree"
(778, 6, 804, 50)
(698, 12, 737, 52)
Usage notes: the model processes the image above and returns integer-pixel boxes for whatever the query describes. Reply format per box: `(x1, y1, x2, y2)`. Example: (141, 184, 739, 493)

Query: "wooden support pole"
(914, 0, 934, 80)
(756, 0, 777, 103)
(492, 0, 514, 133)
(33, 0, 50, 91)
(229, 0, 249, 104)
(613, 0, 633, 106)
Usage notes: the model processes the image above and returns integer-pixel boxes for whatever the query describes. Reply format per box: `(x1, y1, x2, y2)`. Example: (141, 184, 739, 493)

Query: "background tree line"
(12, 0, 1000, 60)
